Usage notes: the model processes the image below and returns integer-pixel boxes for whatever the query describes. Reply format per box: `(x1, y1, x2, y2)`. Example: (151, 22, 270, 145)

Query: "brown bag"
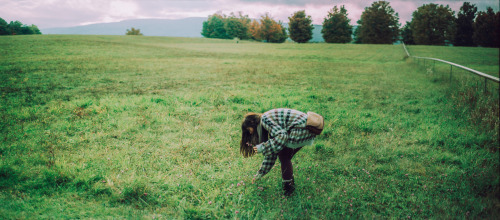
(306, 112, 324, 135)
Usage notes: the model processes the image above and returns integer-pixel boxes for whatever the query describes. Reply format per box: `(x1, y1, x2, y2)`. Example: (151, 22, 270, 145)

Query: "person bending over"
(240, 108, 322, 196)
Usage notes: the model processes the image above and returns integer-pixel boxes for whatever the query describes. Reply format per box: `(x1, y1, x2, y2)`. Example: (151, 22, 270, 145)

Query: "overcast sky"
(1, 0, 498, 29)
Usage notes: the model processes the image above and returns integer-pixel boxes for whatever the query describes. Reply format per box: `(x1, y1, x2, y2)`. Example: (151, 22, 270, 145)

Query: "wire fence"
(402, 43, 499, 93)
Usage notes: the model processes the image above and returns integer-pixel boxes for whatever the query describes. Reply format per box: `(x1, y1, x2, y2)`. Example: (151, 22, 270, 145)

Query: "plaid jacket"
(255, 108, 316, 178)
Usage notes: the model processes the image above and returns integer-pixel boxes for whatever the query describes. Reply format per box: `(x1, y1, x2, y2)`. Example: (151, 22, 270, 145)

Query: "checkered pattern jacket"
(255, 108, 317, 178)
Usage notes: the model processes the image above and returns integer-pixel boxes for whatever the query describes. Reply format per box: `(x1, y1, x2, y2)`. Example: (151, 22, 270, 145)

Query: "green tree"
(411, 4, 456, 45)
(29, 25, 42, 35)
(321, 5, 352, 43)
(8, 21, 23, 35)
(201, 13, 230, 39)
(0, 18, 10, 35)
(0, 19, 41, 35)
(224, 12, 251, 40)
(288, 10, 314, 43)
(19, 24, 39, 35)
(355, 1, 399, 44)
(401, 21, 414, 45)
(126, 27, 143, 35)
(473, 7, 499, 48)
(353, 25, 361, 43)
(454, 2, 477, 46)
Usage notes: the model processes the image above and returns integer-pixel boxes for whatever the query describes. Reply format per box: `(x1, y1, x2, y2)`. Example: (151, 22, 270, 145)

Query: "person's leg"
(278, 147, 302, 196)
(278, 147, 294, 180)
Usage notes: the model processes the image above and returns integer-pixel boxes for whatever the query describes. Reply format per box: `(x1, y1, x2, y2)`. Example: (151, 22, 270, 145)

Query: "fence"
(402, 43, 499, 93)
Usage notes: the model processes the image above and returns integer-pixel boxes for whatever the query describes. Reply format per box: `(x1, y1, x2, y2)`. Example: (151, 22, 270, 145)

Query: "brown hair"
(240, 113, 262, 157)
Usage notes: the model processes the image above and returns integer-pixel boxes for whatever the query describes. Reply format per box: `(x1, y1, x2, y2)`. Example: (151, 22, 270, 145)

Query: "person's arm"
(255, 116, 288, 156)
(254, 153, 278, 179)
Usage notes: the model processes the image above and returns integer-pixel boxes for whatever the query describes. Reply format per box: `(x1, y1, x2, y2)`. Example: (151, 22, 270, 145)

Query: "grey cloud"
(1, 0, 498, 29)
(237, 0, 354, 6)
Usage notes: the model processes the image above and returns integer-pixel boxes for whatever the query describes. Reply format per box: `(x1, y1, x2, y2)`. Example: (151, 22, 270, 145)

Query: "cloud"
(0, 0, 498, 29)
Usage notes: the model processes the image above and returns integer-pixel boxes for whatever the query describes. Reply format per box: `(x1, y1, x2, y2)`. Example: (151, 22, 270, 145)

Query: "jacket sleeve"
(254, 153, 278, 179)
(255, 116, 288, 157)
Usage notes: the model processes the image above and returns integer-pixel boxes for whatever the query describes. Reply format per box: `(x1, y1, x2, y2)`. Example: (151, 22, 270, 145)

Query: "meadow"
(0, 35, 498, 219)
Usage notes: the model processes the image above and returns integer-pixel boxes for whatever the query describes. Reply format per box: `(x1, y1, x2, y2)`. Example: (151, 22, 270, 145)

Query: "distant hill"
(42, 17, 338, 42)
(42, 17, 207, 38)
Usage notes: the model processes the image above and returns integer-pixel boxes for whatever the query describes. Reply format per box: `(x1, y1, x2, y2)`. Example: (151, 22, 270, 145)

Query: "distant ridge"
(42, 17, 207, 38)
(42, 17, 327, 42)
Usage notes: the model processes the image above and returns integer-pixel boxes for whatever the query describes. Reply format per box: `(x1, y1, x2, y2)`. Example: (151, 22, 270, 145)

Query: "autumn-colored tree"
(473, 7, 500, 48)
(454, 2, 477, 46)
(288, 10, 314, 43)
(249, 20, 261, 41)
(202, 13, 230, 39)
(411, 4, 455, 45)
(126, 27, 143, 36)
(250, 13, 287, 43)
(321, 5, 352, 43)
(260, 13, 287, 43)
(224, 12, 252, 40)
(355, 1, 399, 44)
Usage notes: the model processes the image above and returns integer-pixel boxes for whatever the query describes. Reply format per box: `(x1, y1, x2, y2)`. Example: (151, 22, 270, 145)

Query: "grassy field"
(0, 35, 498, 219)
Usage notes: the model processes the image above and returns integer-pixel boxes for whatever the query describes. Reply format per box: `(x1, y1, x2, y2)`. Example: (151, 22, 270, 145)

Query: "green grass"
(406, 45, 499, 77)
(1, 35, 498, 219)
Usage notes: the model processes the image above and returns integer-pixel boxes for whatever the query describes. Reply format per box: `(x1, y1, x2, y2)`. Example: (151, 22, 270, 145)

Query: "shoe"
(283, 179, 295, 196)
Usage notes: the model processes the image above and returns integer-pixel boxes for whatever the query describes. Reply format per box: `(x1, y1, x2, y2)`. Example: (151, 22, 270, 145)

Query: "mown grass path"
(1, 35, 498, 219)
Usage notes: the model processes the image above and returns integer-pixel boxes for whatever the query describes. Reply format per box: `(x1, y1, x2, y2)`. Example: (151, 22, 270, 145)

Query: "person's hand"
(247, 142, 258, 154)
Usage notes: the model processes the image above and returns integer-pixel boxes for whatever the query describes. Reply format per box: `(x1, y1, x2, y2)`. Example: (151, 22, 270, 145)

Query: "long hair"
(240, 113, 262, 157)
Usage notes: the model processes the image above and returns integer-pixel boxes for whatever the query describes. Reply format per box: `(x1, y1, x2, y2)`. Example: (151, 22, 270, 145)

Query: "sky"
(1, 0, 499, 29)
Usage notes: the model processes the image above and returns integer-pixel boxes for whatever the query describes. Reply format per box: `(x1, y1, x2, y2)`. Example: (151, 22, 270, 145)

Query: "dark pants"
(278, 147, 302, 180)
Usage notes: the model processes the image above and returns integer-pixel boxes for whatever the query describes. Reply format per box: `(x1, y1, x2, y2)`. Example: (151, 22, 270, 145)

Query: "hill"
(42, 17, 207, 37)
(42, 17, 328, 42)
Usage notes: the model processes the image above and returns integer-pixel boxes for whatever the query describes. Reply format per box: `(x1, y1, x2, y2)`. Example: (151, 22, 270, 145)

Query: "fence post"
(449, 65, 452, 81)
(484, 78, 488, 94)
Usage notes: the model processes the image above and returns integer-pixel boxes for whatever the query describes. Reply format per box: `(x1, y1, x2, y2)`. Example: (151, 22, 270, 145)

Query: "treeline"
(202, 12, 288, 43)
(402, 2, 499, 47)
(0, 18, 41, 35)
(202, 1, 499, 48)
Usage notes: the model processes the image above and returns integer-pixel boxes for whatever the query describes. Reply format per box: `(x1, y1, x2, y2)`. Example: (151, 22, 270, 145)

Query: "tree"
(249, 20, 261, 41)
(8, 21, 23, 35)
(473, 7, 500, 47)
(288, 10, 314, 43)
(354, 1, 399, 44)
(401, 21, 414, 44)
(353, 25, 362, 43)
(28, 25, 41, 35)
(126, 27, 143, 35)
(0, 18, 41, 35)
(321, 5, 352, 43)
(0, 18, 10, 35)
(253, 13, 287, 43)
(411, 4, 456, 45)
(201, 13, 230, 39)
(224, 12, 251, 40)
(454, 2, 477, 46)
